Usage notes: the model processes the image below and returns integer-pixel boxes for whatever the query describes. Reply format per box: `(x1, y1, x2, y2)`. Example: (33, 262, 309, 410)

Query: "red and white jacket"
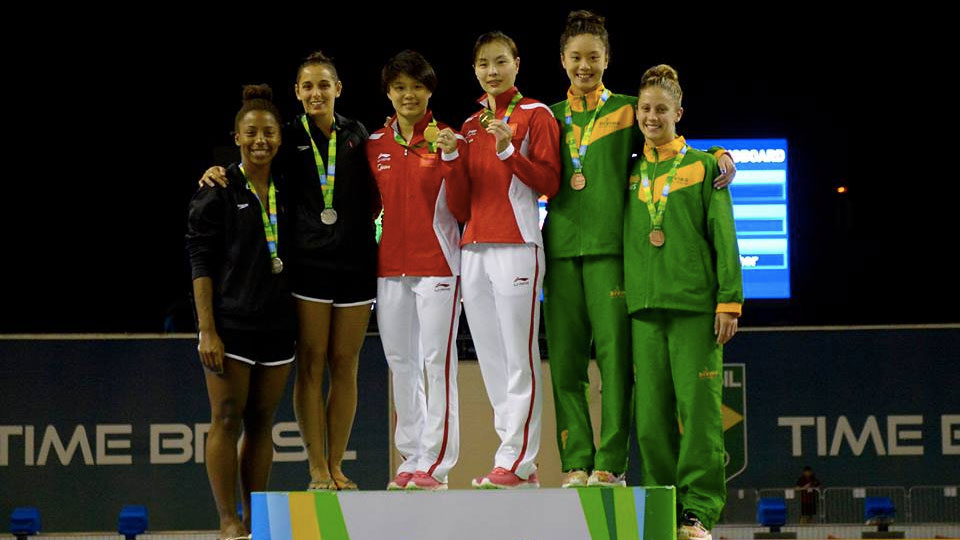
(367, 111, 466, 277)
(444, 87, 561, 248)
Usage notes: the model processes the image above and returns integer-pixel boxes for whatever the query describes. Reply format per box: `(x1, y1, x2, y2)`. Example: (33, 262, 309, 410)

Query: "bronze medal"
(570, 172, 586, 191)
(649, 230, 665, 247)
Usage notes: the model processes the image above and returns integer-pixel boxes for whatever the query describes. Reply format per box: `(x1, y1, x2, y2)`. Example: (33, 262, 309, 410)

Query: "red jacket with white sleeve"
(443, 87, 561, 248)
(367, 111, 464, 277)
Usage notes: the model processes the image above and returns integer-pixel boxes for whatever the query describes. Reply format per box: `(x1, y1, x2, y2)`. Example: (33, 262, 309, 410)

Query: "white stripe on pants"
(461, 243, 544, 479)
(377, 275, 461, 481)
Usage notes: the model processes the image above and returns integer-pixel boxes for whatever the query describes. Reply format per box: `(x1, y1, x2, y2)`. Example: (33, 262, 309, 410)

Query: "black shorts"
(220, 327, 296, 367)
(292, 267, 377, 307)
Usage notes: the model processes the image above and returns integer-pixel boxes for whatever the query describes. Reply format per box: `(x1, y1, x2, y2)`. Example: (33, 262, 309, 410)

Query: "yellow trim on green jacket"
(625, 136, 744, 315)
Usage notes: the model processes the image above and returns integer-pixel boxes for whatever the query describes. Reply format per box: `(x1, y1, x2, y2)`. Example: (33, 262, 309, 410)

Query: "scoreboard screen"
(687, 138, 790, 299)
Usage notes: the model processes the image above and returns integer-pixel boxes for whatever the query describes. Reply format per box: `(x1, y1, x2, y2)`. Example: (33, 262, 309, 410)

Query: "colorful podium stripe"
(252, 486, 675, 540)
(251, 492, 349, 540)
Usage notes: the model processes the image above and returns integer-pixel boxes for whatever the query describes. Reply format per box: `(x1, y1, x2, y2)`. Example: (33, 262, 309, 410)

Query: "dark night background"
(3, 8, 950, 333)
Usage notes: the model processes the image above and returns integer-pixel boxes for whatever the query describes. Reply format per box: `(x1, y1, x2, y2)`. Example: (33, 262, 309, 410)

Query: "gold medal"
(479, 109, 495, 129)
(570, 172, 586, 191)
(271, 257, 284, 274)
(423, 124, 439, 144)
(649, 230, 665, 247)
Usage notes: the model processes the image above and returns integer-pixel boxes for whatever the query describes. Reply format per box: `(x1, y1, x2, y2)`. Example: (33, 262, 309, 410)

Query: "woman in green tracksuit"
(625, 64, 743, 540)
(543, 10, 736, 488)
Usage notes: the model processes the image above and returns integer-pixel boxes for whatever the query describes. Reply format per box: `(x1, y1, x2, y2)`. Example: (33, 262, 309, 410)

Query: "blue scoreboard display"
(687, 138, 790, 299)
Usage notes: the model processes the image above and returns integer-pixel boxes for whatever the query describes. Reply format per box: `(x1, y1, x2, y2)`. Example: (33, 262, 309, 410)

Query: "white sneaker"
(587, 470, 626, 487)
(678, 512, 712, 540)
(561, 470, 589, 488)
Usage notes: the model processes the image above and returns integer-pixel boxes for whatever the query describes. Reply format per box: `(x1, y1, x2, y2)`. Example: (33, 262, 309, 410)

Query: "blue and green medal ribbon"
(239, 164, 280, 269)
(300, 115, 337, 210)
(392, 117, 439, 153)
(479, 91, 523, 128)
(639, 144, 688, 245)
(563, 87, 611, 176)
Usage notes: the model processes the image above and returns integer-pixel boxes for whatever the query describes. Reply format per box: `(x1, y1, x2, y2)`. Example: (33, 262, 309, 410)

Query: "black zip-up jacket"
(283, 113, 380, 276)
(186, 163, 295, 332)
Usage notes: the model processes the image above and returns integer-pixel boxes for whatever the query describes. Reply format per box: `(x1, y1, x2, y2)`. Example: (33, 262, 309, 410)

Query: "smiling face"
(561, 33, 608, 95)
(295, 64, 341, 120)
(637, 87, 683, 146)
(235, 110, 281, 167)
(474, 40, 519, 97)
(386, 72, 431, 122)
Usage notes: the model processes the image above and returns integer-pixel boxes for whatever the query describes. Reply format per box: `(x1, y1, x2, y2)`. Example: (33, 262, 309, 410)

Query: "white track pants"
(461, 243, 544, 479)
(377, 276, 461, 481)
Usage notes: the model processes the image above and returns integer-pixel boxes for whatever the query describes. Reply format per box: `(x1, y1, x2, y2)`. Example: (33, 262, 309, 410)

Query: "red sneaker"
(407, 471, 448, 491)
(387, 472, 414, 490)
(471, 467, 540, 489)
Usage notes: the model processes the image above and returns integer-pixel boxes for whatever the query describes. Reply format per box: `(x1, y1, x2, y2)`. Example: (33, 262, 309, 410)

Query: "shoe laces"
(681, 512, 706, 530)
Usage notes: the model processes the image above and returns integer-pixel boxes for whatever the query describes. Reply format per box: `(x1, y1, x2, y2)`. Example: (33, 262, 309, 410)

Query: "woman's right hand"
(199, 166, 229, 188)
(197, 329, 225, 374)
(437, 128, 458, 154)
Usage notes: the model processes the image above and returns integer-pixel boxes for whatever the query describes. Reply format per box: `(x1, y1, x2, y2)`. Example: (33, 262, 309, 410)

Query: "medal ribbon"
(500, 91, 523, 124)
(300, 115, 337, 209)
(563, 87, 611, 175)
(240, 164, 279, 262)
(639, 144, 688, 232)
(393, 117, 438, 153)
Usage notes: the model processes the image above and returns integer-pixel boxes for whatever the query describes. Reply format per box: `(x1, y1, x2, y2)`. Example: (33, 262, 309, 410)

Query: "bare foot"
(309, 466, 336, 490)
(330, 465, 358, 490)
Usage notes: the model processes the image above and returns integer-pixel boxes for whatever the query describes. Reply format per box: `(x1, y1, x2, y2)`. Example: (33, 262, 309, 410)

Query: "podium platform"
(252, 486, 676, 540)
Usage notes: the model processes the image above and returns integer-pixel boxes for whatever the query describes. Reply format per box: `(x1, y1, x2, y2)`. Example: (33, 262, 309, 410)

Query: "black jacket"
(282, 113, 380, 275)
(185, 163, 295, 331)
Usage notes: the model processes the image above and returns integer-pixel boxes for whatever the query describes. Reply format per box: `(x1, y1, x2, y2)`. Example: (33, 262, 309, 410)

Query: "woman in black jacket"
(187, 84, 295, 539)
(201, 51, 380, 491)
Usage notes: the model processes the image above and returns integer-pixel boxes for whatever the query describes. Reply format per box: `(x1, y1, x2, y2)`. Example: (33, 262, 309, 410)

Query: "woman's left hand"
(486, 119, 513, 154)
(714, 312, 739, 345)
(715, 153, 737, 189)
(437, 128, 458, 154)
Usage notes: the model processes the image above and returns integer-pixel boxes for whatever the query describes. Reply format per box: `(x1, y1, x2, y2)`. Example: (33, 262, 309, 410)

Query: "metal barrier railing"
(722, 487, 759, 524)
(908, 485, 960, 524)
(822, 486, 908, 524)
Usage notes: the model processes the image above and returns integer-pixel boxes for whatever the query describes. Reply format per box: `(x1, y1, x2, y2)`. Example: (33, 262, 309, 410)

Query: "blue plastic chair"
(118, 505, 148, 540)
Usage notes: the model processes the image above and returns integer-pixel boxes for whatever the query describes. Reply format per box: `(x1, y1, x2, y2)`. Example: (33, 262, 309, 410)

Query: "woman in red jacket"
(366, 50, 466, 491)
(444, 31, 562, 489)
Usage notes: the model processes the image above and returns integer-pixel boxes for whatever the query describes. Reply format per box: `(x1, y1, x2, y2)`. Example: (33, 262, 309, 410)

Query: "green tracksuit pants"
(631, 309, 726, 529)
(543, 255, 632, 474)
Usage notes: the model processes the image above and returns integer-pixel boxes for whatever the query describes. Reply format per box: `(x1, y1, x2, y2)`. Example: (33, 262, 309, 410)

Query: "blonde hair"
(639, 64, 682, 107)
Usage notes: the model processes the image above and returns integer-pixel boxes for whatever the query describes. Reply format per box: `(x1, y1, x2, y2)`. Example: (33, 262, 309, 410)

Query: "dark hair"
(381, 50, 438, 94)
(297, 50, 339, 83)
(234, 84, 281, 130)
(472, 31, 518, 64)
(639, 64, 682, 107)
(560, 10, 610, 59)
